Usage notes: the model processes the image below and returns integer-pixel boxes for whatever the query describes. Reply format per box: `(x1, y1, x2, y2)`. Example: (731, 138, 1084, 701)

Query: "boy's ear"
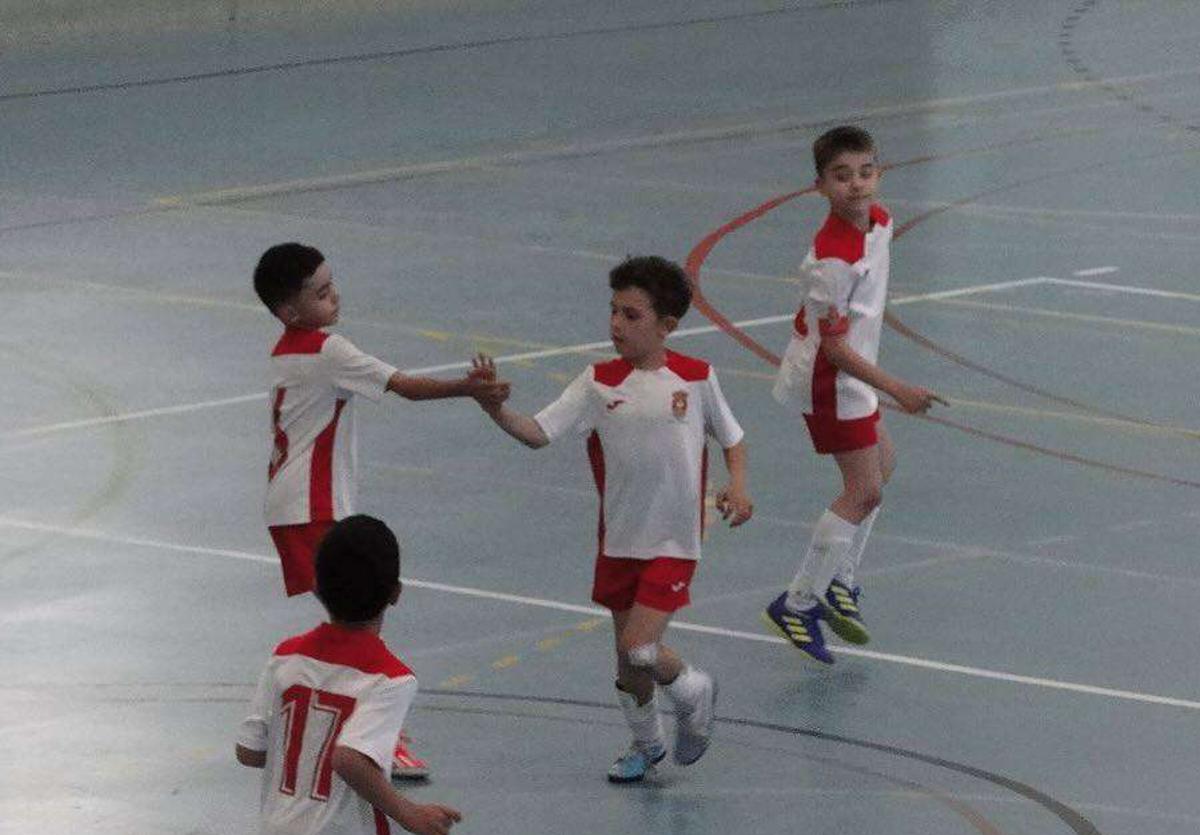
(276, 300, 300, 324)
(659, 315, 679, 335)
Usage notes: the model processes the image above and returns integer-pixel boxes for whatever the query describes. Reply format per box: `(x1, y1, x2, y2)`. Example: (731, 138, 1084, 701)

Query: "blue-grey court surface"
(2, 2, 1199, 833)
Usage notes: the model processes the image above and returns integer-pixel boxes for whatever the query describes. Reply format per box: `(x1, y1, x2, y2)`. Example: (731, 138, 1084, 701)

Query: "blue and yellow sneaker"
(763, 592, 834, 664)
(607, 742, 667, 783)
(822, 580, 870, 645)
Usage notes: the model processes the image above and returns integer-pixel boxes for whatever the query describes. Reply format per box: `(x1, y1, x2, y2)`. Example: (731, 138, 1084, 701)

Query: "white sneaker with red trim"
(391, 732, 430, 780)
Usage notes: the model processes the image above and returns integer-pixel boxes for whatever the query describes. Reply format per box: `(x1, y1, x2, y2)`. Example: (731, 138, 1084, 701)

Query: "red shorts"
(804, 410, 880, 454)
(268, 521, 335, 597)
(592, 555, 698, 613)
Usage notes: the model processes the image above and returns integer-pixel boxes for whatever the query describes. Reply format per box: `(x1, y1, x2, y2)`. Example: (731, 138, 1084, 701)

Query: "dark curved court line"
(421, 700, 1009, 835)
(1058, 0, 1200, 134)
(0, 0, 902, 103)
(422, 688, 1101, 835)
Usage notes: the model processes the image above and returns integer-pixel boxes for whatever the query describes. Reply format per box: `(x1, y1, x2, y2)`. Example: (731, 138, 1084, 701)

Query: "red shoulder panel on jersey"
(665, 350, 710, 382)
(272, 327, 330, 356)
(275, 624, 413, 678)
(592, 357, 635, 387)
(813, 212, 866, 264)
(869, 203, 891, 228)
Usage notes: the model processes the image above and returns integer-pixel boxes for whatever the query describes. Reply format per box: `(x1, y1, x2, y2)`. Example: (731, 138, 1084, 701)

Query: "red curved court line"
(684, 158, 1200, 490)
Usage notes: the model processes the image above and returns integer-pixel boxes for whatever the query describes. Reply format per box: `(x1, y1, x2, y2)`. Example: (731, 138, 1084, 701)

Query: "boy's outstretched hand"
(466, 353, 509, 408)
(715, 485, 753, 527)
(894, 383, 948, 414)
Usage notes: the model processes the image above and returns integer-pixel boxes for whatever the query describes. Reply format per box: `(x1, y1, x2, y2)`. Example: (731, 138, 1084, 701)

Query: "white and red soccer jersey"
(238, 623, 417, 835)
(534, 350, 744, 561)
(773, 204, 892, 420)
(265, 328, 397, 526)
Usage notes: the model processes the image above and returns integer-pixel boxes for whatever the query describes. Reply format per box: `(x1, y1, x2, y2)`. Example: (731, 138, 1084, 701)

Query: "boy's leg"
(608, 606, 668, 782)
(616, 601, 716, 768)
(835, 424, 894, 587)
(824, 425, 894, 643)
(596, 558, 667, 782)
(786, 443, 880, 609)
(768, 444, 881, 655)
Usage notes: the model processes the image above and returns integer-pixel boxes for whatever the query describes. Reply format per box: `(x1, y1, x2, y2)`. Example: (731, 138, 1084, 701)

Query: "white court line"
(1043, 277, 1200, 303)
(3, 514, 1199, 713)
(1073, 266, 1119, 277)
(1, 276, 1047, 440)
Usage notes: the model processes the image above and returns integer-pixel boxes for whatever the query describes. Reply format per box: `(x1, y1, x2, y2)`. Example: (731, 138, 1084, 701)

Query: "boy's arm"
(821, 334, 947, 414)
(235, 744, 267, 768)
(480, 402, 550, 449)
(331, 746, 461, 835)
(387, 370, 508, 405)
(715, 440, 753, 527)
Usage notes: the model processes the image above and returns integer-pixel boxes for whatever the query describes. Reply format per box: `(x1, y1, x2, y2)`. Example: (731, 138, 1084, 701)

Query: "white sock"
(616, 686, 664, 750)
(835, 507, 879, 588)
(786, 510, 857, 611)
(664, 665, 707, 709)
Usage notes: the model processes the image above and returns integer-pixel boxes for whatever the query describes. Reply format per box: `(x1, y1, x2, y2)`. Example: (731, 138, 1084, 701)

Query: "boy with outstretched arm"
(474, 255, 753, 782)
(254, 242, 509, 778)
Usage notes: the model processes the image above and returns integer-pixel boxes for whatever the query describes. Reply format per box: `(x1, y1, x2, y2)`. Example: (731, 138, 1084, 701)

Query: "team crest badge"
(671, 390, 689, 420)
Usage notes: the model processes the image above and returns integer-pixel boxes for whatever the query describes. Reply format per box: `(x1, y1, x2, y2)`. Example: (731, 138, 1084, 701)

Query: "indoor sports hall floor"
(2, 1, 1199, 833)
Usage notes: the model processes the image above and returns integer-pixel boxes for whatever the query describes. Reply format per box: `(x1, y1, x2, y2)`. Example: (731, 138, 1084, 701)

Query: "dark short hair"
(253, 242, 325, 312)
(813, 125, 877, 177)
(315, 515, 400, 623)
(608, 255, 692, 320)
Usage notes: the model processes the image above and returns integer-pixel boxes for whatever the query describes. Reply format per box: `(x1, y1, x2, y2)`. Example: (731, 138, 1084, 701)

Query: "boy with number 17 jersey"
(237, 516, 461, 835)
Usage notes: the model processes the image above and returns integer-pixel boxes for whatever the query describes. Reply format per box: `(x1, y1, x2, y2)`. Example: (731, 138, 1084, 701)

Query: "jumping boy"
(254, 242, 509, 778)
(474, 255, 753, 783)
(236, 514, 462, 835)
(765, 125, 946, 664)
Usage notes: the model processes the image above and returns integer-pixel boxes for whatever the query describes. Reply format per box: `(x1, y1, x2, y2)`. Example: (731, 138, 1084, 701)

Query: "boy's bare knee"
(856, 485, 883, 514)
(617, 638, 659, 668)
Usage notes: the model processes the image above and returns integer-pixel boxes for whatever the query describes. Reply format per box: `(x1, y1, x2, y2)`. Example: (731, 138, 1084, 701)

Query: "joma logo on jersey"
(606, 399, 626, 411)
(671, 390, 688, 420)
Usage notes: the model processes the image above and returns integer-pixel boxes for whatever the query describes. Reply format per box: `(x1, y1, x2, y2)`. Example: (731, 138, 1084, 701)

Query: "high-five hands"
(467, 353, 509, 409)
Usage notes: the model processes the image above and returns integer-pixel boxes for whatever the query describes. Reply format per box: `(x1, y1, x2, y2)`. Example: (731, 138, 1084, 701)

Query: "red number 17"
(279, 685, 357, 801)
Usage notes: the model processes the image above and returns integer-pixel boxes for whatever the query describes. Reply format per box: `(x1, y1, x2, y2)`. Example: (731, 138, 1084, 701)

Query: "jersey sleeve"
(533, 368, 597, 442)
(236, 661, 277, 752)
(322, 334, 398, 402)
(702, 369, 745, 449)
(806, 258, 857, 338)
(335, 675, 417, 772)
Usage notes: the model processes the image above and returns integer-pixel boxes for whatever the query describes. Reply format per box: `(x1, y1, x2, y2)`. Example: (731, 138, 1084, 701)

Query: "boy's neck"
(330, 616, 384, 635)
(832, 205, 872, 232)
(630, 348, 668, 371)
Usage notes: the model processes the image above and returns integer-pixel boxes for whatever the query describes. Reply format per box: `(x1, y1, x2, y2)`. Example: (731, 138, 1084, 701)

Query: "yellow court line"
(931, 298, 1200, 339)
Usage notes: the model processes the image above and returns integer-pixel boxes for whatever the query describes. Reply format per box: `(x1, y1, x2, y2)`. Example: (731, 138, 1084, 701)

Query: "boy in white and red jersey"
(474, 256, 753, 783)
(253, 242, 509, 779)
(765, 126, 946, 664)
(236, 514, 462, 835)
